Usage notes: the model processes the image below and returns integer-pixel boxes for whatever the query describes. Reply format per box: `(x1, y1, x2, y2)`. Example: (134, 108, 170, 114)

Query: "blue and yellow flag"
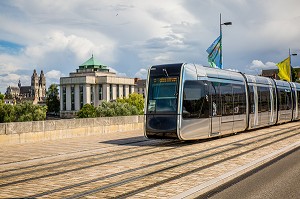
(206, 36, 222, 69)
(277, 57, 291, 82)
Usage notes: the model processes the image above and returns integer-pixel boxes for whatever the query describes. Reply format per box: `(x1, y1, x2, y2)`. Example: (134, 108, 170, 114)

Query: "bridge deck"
(0, 122, 300, 198)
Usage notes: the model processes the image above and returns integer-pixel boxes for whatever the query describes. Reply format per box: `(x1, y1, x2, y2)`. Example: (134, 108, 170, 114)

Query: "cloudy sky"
(1, 0, 300, 93)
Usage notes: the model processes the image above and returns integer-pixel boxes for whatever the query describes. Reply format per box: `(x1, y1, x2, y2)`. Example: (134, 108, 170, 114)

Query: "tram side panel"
(180, 80, 210, 140)
(275, 80, 293, 124)
(246, 75, 277, 130)
(232, 83, 248, 133)
(290, 82, 300, 120)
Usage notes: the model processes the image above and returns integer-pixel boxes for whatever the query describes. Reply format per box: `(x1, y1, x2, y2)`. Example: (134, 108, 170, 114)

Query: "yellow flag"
(277, 57, 291, 82)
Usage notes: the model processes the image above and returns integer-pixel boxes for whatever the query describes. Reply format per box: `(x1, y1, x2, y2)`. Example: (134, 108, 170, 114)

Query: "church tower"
(31, 69, 39, 99)
(39, 70, 46, 99)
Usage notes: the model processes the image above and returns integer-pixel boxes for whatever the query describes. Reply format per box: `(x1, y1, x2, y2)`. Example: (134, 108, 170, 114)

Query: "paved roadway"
(205, 147, 300, 199)
(0, 122, 300, 198)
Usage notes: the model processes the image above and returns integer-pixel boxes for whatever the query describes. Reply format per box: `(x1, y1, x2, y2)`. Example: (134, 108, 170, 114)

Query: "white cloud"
(45, 70, 64, 79)
(24, 31, 115, 63)
(245, 60, 278, 75)
(249, 60, 277, 70)
(1, 0, 300, 93)
(134, 68, 148, 79)
(226, 68, 239, 72)
(0, 73, 30, 93)
(108, 67, 127, 77)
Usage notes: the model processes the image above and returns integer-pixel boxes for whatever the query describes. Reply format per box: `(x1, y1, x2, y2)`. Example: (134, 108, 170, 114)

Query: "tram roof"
(273, 79, 292, 87)
(244, 74, 274, 85)
(187, 64, 245, 82)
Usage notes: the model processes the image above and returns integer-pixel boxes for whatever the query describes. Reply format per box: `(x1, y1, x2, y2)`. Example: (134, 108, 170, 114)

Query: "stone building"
(134, 78, 146, 98)
(60, 55, 136, 118)
(261, 68, 300, 81)
(5, 69, 46, 103)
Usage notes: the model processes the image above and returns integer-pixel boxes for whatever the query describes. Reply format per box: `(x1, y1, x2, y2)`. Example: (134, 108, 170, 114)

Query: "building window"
(117, 84, 120, 99)
(99, 84, 103, 100)
(110, 84, 113, 101)
(123, 85, 126, 98)
(91, 85, 94, 105)
(62, 86, 66, 111)
(71, 86, 75, 111)
(79, 85, 83, 109)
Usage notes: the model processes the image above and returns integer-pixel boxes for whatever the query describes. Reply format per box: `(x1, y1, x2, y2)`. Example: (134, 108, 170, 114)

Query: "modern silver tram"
(144, 63, 300, 140)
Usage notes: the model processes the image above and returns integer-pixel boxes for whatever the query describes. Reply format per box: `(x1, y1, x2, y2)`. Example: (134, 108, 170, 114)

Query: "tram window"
(298, 91, 300, 111)
(220, 83, 233, 116)
(278, 89, 285, 110)
(249, 86, 255, 114)
(232, 84, 246, 115)
(260, 86, 270, 112)
(210, 82, 221, 116)
(147, 77, 178, 112)
(182, 80, 209, 119)
(286, 89, 292, 110)
(278, 88, 292, 110)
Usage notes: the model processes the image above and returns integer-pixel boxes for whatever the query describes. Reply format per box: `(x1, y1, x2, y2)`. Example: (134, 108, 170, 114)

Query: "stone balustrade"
(0, 115, 144, 145)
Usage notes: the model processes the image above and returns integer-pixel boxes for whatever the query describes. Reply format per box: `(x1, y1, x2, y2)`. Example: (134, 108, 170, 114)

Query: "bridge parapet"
(0, 115, 144, 145)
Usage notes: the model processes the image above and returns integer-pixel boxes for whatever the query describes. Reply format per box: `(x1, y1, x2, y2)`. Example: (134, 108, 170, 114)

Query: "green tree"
(96, 101, 140, 117)
(77, 93, 144, 118)
(0, 102, 15, 123)
(14, 101, 47, 122)
(77, 104, 97, 118)
(0, 93, 4, 101)
(0, 101, 47, 123)
(117, 93, 144, 114)
(46, 84, 60, 114)
(4, 93, 13, 99)
(32, 105, 47, 121)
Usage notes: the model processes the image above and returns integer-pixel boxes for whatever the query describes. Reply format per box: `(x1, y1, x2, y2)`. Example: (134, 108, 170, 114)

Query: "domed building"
(59, 55, 136, 118)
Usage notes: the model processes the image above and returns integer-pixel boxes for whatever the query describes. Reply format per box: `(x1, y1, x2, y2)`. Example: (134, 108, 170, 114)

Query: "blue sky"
(0, 0, 300, 93)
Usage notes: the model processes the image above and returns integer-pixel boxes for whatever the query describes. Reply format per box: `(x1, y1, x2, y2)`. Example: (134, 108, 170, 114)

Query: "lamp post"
(289, 48, 298, 81)
(219, 13, 232, 69)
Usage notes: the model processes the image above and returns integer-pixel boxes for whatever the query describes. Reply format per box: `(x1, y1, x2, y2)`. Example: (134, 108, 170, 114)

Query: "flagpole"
(219, 14, 232, 69)
(289, 48, 291, 82)
(220, 13, 222, 69)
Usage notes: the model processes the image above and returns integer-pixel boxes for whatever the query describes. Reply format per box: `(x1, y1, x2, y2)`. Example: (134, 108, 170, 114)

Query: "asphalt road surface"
(206, 147, 300, 199)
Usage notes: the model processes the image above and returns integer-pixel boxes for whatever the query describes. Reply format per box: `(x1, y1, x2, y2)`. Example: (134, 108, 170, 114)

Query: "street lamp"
(219, 13, 232, 69)
(289, 48, 298, 81)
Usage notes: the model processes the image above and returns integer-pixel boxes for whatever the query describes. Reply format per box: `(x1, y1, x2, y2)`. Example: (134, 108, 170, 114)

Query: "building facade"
(60, 56, 136, 118)
(5, 69, 46, 103)
(261, 68, 300, 81)
(134, 78, 146, 98)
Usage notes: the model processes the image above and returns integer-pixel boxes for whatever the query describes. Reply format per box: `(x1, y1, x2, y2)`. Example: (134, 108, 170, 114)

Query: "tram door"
(209, 82, 221, 136)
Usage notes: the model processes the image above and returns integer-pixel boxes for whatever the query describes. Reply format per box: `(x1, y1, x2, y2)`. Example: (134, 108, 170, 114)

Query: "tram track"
(0, 139, 185, 187)
(3, 123, 297, 177)
(114, 132, 300, 199)
(0, 136, 152, 170)
(0, 123, 294, 182)
(15, 124, 299, 198)
(65, 127, 300, 199)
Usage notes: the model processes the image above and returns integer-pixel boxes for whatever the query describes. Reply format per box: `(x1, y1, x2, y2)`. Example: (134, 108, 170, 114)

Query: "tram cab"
(145, 63, 248, 140)
(145, 63, 300, 141)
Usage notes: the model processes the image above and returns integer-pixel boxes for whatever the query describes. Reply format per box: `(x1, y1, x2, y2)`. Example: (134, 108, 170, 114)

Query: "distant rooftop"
(79, 55, 109, 72)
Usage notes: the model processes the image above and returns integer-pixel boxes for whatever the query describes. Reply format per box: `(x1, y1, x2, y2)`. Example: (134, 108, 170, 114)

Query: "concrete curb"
(171, 140, 300, 199)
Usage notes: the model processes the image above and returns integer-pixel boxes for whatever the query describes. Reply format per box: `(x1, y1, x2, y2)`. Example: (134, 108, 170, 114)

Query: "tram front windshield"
(147, 77, 178, 113)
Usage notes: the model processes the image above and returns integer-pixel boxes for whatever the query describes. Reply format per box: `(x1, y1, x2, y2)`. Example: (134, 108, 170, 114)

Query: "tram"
(144, 63, 300, 140)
